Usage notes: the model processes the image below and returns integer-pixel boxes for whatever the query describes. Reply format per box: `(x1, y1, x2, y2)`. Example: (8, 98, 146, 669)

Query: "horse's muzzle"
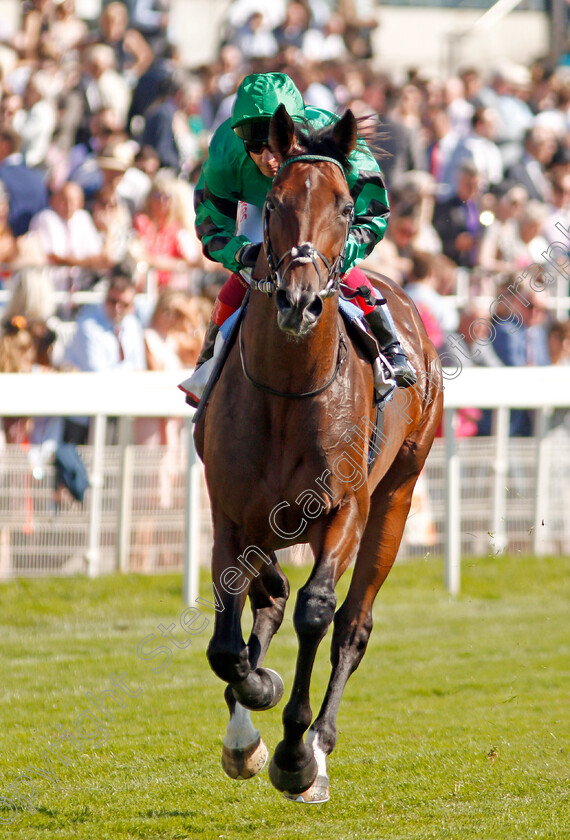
(275, 287, 323, 335)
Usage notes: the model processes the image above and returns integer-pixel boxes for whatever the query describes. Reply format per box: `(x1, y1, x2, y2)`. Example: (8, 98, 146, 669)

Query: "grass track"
(0, 553, 568, 839)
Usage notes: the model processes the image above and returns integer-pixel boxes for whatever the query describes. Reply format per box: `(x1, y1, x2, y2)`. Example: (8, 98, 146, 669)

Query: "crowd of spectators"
(0, 0, 570, 482)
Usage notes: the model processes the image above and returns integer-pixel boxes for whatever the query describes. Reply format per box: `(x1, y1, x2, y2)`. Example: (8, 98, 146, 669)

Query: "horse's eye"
(266, 199, 276, 213)
(342, 203, 354, 218)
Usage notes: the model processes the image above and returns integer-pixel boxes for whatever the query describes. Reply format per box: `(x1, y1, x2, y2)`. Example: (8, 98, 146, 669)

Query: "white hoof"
(222, 736, 269, 780)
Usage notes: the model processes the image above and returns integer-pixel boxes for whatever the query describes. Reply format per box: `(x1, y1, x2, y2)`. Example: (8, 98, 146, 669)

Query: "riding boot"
(195, 319, 220, 368)
(178, 319, 224, 408)
(364, 303, 417, 388)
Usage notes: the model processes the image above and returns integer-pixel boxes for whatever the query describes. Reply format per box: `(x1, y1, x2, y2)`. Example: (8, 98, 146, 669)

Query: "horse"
(193, 103, 444, 803)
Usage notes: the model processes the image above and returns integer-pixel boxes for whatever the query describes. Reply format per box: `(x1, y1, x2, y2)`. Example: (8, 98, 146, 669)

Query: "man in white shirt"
(63, 268, 146, 443)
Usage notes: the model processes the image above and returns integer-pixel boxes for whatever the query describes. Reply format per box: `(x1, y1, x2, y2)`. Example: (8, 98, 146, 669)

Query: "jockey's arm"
(194, 123, 270, 274)
(343, 141, 390, 274)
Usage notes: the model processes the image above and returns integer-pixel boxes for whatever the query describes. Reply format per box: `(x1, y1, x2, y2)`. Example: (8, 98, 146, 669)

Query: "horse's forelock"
(293, 119, 351, 171)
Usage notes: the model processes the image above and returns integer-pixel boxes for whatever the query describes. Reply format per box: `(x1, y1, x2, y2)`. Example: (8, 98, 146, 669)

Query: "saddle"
(191, 290, 396, 447)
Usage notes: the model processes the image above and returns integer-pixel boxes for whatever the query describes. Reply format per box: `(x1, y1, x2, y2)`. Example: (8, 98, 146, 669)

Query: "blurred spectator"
(229, 12, 279, 60)
(479, 184, 528, 275)
(86, 1, 153, 86)
(337, 0, 377, 60)
(0, 315, 36, 444)
(480, 278, 551, 436)
(2, 269, 56, 326)
(544, 172, 570, 244)
(405, 251, 459, 351)
(62, 268, 146, 443)
(65, 107, 124, 197)
(91, 183, 133, 267)
(81, 43, 132, 130)
(548, 319, 570, 367)
(506, 125, 557, 203)
(479, 64, 534, 170)
(0, 182, 17, 275)
(29, 181, 104, 289)
(446, 107, 503, 195)
(116, 144, 159, 213)
(141, 74, 184, 170)
(360, 202, 419, 285)
(125, 0, 171, 53)
(0, 127, 49, 237)
(272, 1, 310, 56)
(46, 0, 87, 61)
(362, 77, 424, 186)
(301, 12, 348, 62)
(433, 159, 483, 269)
(12, 0, 56, 62)
(444, 76, 474, 138)
(513, 200, 549, 267)
(13, 71, 57, 169)
(132, 171, 202, 288)
(426, 104, 459, 197)
(171, 75, 209, 176)
(391, 170, 442, 254)
(135, 286, 206, 444)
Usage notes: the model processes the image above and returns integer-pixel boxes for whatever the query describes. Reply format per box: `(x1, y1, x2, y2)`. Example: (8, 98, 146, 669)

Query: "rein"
(239, 324, 348, 399)
(253, 154, 353, 300)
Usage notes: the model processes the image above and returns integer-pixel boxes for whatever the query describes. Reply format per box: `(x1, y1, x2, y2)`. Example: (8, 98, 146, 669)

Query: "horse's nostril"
(307, 296, 323, 319)
(275, 289, 292, 312)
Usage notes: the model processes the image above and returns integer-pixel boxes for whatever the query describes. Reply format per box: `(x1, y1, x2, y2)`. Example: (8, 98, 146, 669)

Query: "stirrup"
(381, 347, 417, 388)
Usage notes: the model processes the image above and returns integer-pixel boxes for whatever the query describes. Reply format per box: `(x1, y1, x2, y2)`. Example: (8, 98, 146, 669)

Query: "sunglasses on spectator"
(244, 140, 271, 155)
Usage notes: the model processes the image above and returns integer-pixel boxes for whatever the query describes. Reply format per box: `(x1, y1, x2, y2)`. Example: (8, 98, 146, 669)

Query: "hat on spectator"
(97, 142, 136, 172)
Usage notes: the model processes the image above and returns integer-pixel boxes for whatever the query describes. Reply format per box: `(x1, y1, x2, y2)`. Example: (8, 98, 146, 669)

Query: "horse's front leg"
(268, 499, 365, 802)
(207, 525, 284, 780)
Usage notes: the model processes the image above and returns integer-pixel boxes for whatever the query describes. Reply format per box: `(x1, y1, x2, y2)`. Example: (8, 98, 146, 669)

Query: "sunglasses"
(244, 140, 271, 155)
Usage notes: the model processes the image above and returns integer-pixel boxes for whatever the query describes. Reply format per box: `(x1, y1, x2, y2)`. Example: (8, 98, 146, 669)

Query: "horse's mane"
(293, 115, 383, 169)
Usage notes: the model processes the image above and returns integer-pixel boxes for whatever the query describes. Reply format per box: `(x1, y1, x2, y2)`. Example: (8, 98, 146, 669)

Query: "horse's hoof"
(232, 667, 284, 711)
(268, 752, 318, 795)
(221, 735, 268, 780)
(283, 774, 330, 803)
(263, 668, 284, 708)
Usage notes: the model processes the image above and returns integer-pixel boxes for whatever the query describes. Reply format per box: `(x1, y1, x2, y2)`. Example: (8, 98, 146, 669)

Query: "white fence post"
(183, 418, 201, 605)
(533, 407, 551, 556)
(444, 408, 461, 595)
(86, 414, 106, 578)
(492, 407, 509, 554)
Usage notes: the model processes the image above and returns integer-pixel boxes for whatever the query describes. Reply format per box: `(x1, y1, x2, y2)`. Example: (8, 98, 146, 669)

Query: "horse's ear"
(269, 103, 296, 160)
(332, 110, 358, 158)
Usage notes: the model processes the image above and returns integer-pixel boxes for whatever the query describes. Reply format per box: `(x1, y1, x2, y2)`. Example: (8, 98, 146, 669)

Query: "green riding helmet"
(231, 72, 306, 142)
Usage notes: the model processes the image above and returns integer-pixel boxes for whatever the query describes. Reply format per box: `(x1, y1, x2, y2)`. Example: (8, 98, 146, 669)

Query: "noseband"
(254, 154, 354, 299)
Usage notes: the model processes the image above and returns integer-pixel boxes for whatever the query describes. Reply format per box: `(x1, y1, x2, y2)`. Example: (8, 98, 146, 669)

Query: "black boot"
(364, 304, 417, 388)
(194, 319, 220, 368)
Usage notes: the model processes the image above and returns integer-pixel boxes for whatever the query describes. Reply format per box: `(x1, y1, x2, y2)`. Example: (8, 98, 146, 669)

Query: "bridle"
(241, 153, 353, 399)
(252, 154, 354, 299)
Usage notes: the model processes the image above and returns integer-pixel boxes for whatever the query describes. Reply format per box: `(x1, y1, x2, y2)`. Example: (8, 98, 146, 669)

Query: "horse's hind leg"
(222, 558, 290, 780)
(306, 464, 423, 799)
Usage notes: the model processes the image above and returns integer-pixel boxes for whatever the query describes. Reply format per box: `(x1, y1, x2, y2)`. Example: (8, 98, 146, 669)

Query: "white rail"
(2, 367, 570, 597)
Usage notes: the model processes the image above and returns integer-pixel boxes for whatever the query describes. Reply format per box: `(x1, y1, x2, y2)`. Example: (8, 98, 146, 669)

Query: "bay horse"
(193, 104, 443, 803)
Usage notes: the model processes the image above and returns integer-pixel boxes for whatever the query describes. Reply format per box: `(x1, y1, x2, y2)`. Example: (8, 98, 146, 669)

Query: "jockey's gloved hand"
(237, 242, 262, 268)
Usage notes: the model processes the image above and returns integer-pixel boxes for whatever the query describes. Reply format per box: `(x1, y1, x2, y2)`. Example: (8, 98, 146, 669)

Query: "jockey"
(184, 72, 417, 406)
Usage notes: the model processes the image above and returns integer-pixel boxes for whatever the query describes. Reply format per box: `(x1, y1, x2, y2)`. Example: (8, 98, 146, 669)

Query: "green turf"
(0, 553, 568, 840)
